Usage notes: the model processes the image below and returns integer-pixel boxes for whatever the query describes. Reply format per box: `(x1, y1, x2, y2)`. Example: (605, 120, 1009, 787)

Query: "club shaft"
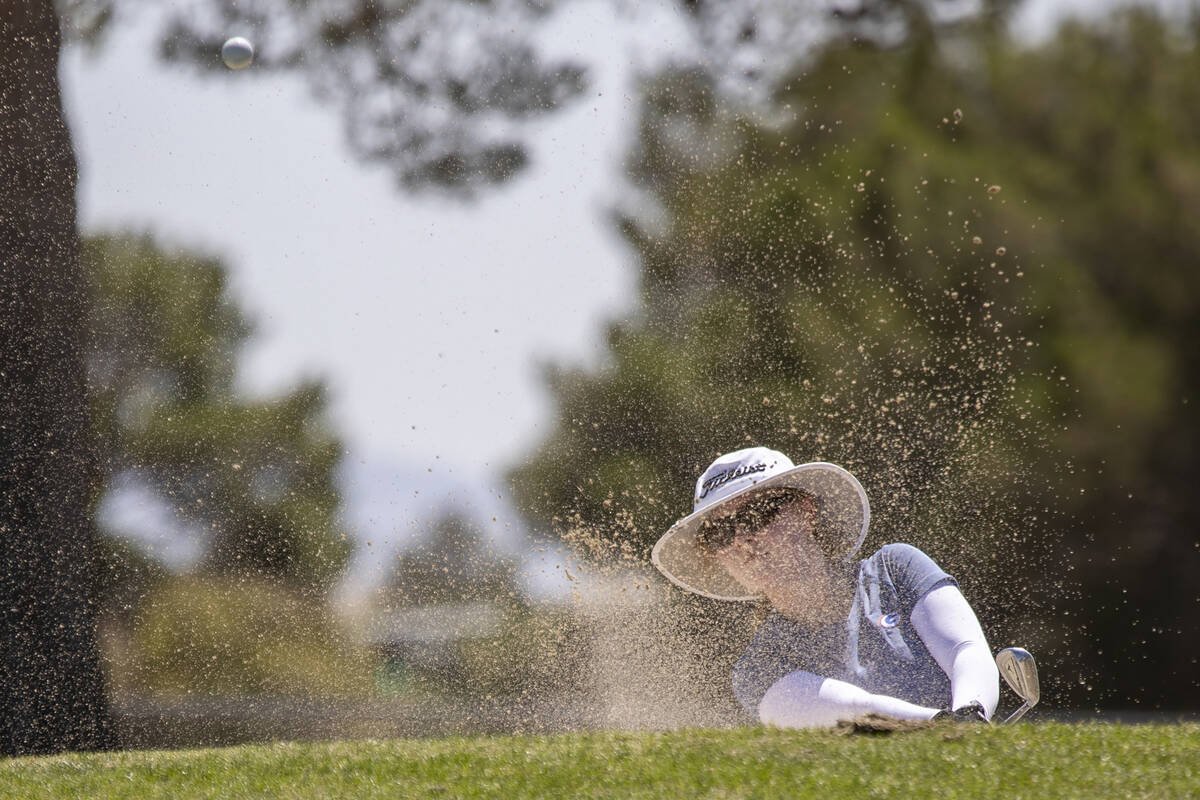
(1004, 702, 1031, 725)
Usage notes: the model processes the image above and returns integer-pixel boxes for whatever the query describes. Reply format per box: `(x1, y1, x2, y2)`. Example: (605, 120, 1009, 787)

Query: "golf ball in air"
(221, 37, 254, 70)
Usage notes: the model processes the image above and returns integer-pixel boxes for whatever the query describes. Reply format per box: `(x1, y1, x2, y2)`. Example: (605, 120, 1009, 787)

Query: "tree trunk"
(0, 0, 115, 755)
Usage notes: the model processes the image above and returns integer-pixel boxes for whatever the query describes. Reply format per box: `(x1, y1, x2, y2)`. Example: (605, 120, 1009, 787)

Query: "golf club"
(995, 647, 1040, 724)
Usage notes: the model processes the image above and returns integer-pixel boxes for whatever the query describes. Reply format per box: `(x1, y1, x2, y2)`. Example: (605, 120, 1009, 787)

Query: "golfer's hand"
(933, 701, 989, 723)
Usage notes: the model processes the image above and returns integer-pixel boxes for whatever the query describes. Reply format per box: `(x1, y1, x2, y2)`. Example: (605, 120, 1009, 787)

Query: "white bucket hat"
(650, 446, 871, 601)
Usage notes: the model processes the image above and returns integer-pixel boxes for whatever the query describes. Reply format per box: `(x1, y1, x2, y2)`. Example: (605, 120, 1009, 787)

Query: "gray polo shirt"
(732, 543, 956, 716)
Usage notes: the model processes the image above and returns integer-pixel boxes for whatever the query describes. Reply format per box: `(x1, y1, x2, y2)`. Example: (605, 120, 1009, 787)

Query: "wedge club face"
(996, 647, 1040, 723)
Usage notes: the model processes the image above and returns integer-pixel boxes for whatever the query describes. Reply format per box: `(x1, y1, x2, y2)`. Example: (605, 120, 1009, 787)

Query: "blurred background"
(2, 0, 1197, 754)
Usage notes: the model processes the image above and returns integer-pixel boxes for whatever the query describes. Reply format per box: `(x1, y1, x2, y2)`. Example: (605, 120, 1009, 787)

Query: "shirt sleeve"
(910, 583, 1000, 718)
(876, 542, 957, 613)
(758, 670, 942, 727)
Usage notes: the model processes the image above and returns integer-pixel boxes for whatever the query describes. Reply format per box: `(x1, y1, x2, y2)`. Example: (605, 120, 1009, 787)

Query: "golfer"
(651, 446, 999, 727)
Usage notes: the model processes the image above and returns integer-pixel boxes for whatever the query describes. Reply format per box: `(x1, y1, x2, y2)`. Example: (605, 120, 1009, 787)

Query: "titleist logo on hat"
(697, 462, 768, 501)
(690, 447, 796, 513)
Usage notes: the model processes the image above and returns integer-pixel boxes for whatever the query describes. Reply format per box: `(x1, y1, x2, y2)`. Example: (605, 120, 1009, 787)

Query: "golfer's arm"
(910, 584, 999, 719)
(757, 670, 941, 728)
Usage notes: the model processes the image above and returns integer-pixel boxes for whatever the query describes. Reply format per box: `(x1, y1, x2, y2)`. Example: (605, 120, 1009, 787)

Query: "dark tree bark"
(0, 0, 115, 755)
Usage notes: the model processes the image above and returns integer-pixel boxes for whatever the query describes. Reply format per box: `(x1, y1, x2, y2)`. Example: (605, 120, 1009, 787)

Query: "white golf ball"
(221, 37, 254, 70)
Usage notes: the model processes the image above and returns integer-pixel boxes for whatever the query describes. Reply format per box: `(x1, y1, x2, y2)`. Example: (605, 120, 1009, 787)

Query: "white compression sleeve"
(758, 670, 941, 728)
(909, 583, 999, 719)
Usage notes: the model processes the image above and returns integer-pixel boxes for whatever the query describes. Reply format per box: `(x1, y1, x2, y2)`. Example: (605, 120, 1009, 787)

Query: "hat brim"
(650, 462, 870, 602)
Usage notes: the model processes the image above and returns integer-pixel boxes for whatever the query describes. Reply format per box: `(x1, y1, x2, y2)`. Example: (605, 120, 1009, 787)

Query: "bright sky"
(62, 0, 1177, 595)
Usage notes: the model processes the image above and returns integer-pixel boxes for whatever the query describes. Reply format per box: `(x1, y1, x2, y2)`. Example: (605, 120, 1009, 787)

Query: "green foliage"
(3, 724, 1200, 799)
(84, 234, 351, 595)
(512, 10, 1200, 708)
(514, 42, 1058, 594)
(109, 576, 374, 697)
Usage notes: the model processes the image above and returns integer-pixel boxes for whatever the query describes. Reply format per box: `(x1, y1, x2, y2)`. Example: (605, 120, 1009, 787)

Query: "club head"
(996, 647, 1040, 707)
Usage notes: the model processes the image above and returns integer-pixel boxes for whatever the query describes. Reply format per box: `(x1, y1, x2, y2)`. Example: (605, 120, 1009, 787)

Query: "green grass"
(2, 723, 1198, 799)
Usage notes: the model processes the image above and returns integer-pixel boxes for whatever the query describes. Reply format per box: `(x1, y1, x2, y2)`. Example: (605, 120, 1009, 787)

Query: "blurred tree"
(511, 9, 1200, 710)
(61, 0, 589, 194)
(381, 512, 521, 607)
(981, 11, 1200, 710)
(54, 0, 1015, 193)
(84, 233, 351, 594)
(0, 1, 115, 756)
